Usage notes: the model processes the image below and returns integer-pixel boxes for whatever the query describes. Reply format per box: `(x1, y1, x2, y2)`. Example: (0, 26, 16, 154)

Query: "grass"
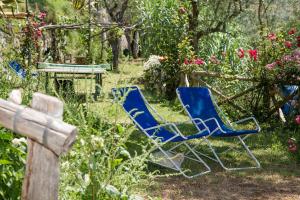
(40, 60, 300, 200)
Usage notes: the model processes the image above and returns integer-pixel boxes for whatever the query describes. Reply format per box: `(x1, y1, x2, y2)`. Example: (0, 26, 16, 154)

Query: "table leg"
(45, 72, 49, 93)
(94, 73, 101, 100)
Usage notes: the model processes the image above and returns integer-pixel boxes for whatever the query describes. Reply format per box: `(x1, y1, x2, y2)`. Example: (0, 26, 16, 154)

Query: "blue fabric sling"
(112, 86, 209, 142)
(177, 87, 259, 137)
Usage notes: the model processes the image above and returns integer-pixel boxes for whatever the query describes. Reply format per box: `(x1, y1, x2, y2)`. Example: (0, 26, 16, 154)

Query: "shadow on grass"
(125, 123, 300, 199)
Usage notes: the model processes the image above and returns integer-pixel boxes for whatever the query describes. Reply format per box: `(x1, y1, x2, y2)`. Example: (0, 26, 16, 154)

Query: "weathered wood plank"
(0, 99, 76, 155)
(31, 93, 64, 120)
(22, 139, 59, 200)
(22, 92, 67, 200)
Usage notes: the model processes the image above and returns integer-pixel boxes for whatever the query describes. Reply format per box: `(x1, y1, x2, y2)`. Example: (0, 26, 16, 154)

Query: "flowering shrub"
(257, 28, 300, 82)
(21, 11, 47, 65)
(180, 57, 205, 73)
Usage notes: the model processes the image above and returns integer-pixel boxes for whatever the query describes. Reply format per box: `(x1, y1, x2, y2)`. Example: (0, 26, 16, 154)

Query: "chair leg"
(151, 141, 211, 179)
(203, 136, 261, 171)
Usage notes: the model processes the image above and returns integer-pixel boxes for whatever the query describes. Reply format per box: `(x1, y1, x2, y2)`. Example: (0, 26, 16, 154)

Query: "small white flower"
(12, 137, 27, 146)
(91, 135, 104, 149)
(143, 55, 161, 70)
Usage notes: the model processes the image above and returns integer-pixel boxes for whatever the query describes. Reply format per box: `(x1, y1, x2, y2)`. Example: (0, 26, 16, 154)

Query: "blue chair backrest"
(177, 87, 227, 131)
(9, 61, 26, 79)
(112, 86, 158, 129)
(112, 86, 177, 141)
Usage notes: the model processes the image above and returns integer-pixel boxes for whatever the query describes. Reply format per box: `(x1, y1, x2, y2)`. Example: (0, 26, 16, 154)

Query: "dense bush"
(0, 70, 153, 199)
(59, 102, 153, 200)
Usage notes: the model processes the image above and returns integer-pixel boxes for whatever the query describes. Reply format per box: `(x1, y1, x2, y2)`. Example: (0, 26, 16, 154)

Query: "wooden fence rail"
(0, 90, 78, 200)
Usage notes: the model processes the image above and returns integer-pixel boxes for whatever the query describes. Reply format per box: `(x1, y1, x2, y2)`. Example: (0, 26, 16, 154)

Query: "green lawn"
(43, 61, 300, 200)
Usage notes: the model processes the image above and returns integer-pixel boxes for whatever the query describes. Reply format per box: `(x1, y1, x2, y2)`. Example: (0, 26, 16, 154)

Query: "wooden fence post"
(0, 90, 77, 200)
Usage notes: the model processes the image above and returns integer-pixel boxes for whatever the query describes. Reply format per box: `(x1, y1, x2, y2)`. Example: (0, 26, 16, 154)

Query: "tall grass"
(0, 66, 155, 200)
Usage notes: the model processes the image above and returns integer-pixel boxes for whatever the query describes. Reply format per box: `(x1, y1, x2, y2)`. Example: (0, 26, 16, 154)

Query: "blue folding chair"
(9, 61, 26, 79)
(280, 85, 299, 116)
(176, 87, 261, 171)
(112, 86, 211, 178)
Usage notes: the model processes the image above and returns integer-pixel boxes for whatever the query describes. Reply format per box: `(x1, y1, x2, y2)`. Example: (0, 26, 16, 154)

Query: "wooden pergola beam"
(1, 12, 33, 19)
(218, 84, 261, 105)
(197, 79, 250, 114)
(193, 71, 258, 82)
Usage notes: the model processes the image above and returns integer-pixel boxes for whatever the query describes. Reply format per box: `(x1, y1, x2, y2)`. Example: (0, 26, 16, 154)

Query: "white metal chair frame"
(176, 88, 261, 171)
(113, 87, 212, 178)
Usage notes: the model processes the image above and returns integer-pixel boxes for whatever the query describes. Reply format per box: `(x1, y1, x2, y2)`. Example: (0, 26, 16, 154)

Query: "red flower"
(184, 58, 189, 65)
(267, 33, 276, 41)
(265, 62, 277, 70)
(248, 49, 258, 61)
(276, 60, 283, 67)
(288, 138, 298, 153)
(284, 41, 292, 48)
(237, 48, 245, 59)
(36, 29, 42, 37)
(194, 58, 205, 65)
(288, 28, 296, 35)
(295, 115, 300, 125)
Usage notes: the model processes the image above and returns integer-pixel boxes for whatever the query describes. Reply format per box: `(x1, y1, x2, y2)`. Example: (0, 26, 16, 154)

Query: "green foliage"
(139, 0, 189, 99)
(59, 102, 153, 199)
(0, 76, 31, 200)
(138, 0, 187, 57)
(0, 129, 26, 200)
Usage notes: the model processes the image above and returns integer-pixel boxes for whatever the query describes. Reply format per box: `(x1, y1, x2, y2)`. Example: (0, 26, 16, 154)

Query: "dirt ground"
(152, 170, 300, 200)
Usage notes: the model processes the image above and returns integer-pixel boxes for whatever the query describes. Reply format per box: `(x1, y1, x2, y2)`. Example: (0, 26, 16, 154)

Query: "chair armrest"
(144, 122, 188, 139)
(194, 117, 226, 134)
(174, 118, 210, 134)
(188, 117, 225, 135)
(232, 116, 261, 132)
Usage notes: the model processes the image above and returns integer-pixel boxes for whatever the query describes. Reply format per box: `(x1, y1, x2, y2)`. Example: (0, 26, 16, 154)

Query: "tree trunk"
(188, 0, 199, 53)
(50, 29, 59, 63)
(132, 31, 139, 59)
(110, 39, 120, 71)
(124, 29, 132, 57)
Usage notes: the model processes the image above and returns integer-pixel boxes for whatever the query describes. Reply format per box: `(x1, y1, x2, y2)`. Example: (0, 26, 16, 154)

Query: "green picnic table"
(37, 62, 110, 99)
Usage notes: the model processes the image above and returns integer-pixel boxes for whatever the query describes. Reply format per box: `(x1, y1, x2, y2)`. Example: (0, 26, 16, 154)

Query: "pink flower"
(284, 41, 292, 48)
(265, 62, 277, 70)
(194, 58, 205, 65)
(268, 33, 276, 41)
(293, 50, 300, 58)
(282, 55, 293, 62)
(288, 28, 296, 35)
(38, 12, 47, 20)
(295, 115, 300, 125)
(248, 49, 258, 61)
(237, 48, 245, 59)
